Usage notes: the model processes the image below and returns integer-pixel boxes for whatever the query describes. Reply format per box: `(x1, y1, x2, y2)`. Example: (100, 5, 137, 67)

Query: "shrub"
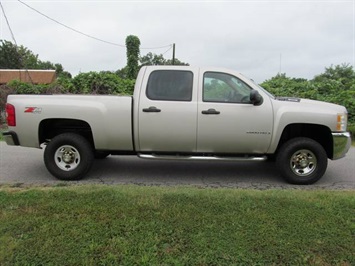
(261, 66, 355, 124)
(71, 71, 134, 95)
(7, 79, 43, 94)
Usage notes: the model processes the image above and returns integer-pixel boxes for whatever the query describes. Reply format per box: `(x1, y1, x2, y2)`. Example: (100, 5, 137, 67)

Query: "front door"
(197, 71, 273, 154)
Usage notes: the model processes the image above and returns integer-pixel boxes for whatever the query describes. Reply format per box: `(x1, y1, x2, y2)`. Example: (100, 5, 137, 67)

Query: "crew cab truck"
(3, 66, 351, 184)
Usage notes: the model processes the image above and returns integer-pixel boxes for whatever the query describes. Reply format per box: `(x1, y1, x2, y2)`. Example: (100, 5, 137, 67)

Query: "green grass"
(0, 185, 354, 265)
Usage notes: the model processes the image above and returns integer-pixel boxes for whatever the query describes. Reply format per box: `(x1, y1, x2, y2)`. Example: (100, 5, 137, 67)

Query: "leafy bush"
(261, 64, 355, 124)
(70, 71, 135, 95)
(7, 79, 43, 94)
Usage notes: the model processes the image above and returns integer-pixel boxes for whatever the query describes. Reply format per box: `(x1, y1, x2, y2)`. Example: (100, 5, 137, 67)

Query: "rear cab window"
(146, 70, 193, 101)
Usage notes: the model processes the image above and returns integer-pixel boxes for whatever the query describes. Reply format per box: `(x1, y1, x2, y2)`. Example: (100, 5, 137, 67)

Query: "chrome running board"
(138, 154, 267, 162)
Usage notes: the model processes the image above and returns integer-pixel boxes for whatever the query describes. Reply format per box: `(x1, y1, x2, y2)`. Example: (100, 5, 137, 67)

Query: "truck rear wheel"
(276, 137, 328, 185)
(44, 133, 94, 180)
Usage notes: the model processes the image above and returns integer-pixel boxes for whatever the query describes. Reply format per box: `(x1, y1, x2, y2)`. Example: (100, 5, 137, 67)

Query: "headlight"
(336, 113, 347, 131)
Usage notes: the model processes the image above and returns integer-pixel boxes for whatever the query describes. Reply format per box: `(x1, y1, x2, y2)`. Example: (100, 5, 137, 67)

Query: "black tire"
(44, 133, 94, 181)
(276, 137, 328, 185)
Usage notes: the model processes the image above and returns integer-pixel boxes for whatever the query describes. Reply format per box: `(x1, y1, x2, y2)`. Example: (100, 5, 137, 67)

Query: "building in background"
(0, 69, 56, 84)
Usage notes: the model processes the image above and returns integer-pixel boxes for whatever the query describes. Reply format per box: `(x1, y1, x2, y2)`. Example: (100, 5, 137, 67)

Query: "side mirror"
(250, 90, 263, 106)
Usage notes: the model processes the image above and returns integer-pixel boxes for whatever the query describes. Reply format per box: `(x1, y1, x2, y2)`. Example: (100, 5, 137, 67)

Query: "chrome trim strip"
(138, 154, 267, 162)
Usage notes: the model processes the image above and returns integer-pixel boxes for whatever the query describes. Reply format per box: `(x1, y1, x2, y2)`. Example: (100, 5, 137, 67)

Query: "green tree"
(260, 73, 311, 98)
(115, 66, 128, 79)
(125, 35, 141, 79)
(70, 71, 134, 95)
(312, 63, 355, 91)
(260, 63, 355, 124)
(140, 52, 189, 66)
(0, 39, 71, 78)
(164, 58, 189, 66)
(0, 40, 22, 68)
(0, 40, 47, 69)
(18, 45, 40, 69)
(140, 52, 165, 66)
(54, 63, 72, 78)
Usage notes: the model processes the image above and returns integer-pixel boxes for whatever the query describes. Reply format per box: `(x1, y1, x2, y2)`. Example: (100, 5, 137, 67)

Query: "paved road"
(0, 142, 354, 189)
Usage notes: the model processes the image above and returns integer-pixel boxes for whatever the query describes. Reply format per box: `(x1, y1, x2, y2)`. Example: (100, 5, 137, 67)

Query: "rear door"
(137, 68, 198, 152)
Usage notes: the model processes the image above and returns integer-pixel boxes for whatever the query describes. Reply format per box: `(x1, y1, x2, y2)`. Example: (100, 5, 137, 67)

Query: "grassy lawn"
(0, 185, 354, 265)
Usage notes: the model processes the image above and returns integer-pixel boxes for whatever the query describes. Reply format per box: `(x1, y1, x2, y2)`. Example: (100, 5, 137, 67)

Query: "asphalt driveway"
(0, 142, 354, 189)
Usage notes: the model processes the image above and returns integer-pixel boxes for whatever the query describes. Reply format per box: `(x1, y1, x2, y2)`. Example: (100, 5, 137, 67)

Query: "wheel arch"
(39, 118, 94, 147)
(275, 123, 333, 159)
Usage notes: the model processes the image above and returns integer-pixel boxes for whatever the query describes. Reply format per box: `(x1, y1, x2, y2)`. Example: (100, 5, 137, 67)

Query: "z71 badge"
(25, 107, 42, 114)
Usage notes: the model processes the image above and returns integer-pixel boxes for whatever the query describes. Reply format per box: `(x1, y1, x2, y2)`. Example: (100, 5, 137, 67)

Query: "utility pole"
(172, 43, 175, 65)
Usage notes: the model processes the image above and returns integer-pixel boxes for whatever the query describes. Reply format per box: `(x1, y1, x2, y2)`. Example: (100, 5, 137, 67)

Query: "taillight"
(6, 103, 16, 126)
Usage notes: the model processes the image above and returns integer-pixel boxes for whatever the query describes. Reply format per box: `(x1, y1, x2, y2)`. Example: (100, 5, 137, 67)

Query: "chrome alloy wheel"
(290, 149, 317, 176)
(54, 145, 81, 171)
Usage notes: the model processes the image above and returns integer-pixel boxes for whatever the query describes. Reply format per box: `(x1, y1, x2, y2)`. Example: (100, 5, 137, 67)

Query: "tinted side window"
(203, 72, 252, 103)
(146, 70, 193, 101)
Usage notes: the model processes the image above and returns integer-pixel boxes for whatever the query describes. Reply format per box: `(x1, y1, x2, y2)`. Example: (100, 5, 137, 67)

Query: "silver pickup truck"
(2, 66, 351, 184)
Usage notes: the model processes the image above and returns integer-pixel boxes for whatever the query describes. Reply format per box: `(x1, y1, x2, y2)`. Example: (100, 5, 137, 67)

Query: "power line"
(0, 1, 17, 45)
(162, 45, 173, 56)
(0, 0, 34, 84)
(17, 0, 172, 50)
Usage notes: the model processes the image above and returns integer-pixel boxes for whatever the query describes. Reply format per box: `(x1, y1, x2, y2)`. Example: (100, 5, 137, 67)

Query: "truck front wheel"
(44, 133, 94, 180)
(276, 137, 328, 185)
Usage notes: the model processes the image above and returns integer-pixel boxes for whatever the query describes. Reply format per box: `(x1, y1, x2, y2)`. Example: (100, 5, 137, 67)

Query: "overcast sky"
(0, 0, 354, 82)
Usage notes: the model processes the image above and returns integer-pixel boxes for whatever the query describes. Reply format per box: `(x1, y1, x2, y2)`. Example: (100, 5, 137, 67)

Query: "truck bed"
(6, 94, 134, 151)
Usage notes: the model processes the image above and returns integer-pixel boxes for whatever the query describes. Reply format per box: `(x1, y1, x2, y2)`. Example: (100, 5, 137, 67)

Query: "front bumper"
(332, 132, 351, 160)
(2, 131, 20, 146)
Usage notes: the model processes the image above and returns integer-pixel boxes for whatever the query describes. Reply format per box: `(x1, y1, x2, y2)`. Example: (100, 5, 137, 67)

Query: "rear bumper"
(332, 132, 351, 160)
(2, 131, 20, 146)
